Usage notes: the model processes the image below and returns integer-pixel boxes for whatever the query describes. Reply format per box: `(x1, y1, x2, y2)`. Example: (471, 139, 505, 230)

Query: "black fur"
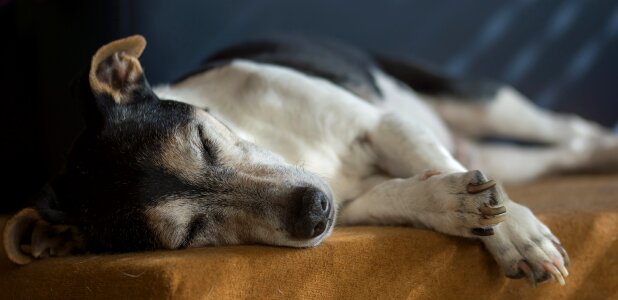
(178, 34, 383, 101)
(179, 35, 501, 103)
(41, 69, 203, 252)
(374, 55, 501, 102)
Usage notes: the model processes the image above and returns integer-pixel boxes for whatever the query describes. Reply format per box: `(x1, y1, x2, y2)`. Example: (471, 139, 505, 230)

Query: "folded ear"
(89, 35, 149, 105)
(2, 208, 82, 265)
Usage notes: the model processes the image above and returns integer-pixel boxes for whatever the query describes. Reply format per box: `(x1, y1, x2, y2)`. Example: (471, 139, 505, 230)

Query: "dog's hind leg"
(426, 85, 616, 146)
(339, 112, 570, 285)
(375, 55, 615, 157)
(425, 86, 618, 178)
(376, 57, 613, 145)
(457, 137, 618, 183)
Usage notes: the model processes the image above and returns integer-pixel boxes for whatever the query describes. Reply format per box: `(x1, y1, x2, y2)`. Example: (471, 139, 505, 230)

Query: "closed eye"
(197, 125, 217, 164)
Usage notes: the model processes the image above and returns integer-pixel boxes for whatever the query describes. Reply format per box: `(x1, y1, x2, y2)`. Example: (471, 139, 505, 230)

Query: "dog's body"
(4, 35, 618, 286)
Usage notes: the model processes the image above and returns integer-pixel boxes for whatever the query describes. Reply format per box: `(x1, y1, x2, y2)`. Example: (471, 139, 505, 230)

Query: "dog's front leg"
(338, 169, 506, 238)
(342, 113, 570, 286)
(338, 171, 569, 286)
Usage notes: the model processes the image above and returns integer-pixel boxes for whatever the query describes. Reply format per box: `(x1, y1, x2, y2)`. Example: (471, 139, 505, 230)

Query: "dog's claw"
(543, 262, 566, 286)
(467, 180, 496, 194)
(506, 270, 526, 279)
(471, 227, 494, 236)
(479, 204, 507, 216)
(479, 203, 507, 225)
(553, 241, 571, 266)
(479, 213, 507, 225)
(554, 258, 569, 278)
(517, 260, 537, 287)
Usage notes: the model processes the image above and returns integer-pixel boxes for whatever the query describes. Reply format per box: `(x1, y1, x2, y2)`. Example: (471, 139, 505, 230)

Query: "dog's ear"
(2, 208, 82, 265)
(88, 35, 150, 105)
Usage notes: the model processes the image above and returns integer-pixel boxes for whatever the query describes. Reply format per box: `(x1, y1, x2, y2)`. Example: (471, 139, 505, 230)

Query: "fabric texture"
(1, 174, 617, 299)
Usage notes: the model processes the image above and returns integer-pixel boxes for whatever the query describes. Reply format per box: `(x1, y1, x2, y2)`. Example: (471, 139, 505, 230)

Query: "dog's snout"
(291, 187, 331, 239)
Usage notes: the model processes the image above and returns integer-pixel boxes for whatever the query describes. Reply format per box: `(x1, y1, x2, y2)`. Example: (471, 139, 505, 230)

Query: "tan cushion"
(1, 174, 617, 299)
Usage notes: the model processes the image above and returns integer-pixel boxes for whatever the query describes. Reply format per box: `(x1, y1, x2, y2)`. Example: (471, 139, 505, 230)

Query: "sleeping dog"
(4, 35, 618, 286)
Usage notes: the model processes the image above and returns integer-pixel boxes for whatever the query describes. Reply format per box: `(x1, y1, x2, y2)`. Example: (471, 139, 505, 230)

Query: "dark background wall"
(1, 0, 617, 212)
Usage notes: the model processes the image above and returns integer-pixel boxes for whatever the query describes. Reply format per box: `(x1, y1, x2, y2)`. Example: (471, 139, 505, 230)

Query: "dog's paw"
(481, 202, 570, 286)
(423, 170, 508, 237)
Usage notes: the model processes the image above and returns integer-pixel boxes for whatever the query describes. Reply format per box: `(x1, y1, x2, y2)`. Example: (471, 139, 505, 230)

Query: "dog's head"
(3, 36, 335, 264)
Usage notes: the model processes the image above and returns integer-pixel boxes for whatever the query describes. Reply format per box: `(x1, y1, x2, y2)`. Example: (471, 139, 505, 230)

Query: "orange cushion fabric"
(1, 174, 617, 299)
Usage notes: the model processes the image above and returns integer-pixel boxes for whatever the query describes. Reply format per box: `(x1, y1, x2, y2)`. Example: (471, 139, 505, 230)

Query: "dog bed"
(1, 174, 617, 299)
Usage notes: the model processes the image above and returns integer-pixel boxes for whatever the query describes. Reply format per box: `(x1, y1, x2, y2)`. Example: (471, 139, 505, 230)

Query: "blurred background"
(1, 0, 617, 212)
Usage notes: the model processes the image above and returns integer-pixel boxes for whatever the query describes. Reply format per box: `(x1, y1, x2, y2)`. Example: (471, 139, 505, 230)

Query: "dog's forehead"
(71, 101, 201, 196)
(95, 101, 236, 196)
(99, 100, 195, 152)
(72, 98, 258, 207)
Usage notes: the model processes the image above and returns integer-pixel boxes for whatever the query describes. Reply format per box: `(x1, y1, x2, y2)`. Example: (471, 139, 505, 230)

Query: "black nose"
(291, 187, 331, 239)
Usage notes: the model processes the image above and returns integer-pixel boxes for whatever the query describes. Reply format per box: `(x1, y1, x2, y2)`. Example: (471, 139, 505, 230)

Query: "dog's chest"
(155, 60, 383, 201)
